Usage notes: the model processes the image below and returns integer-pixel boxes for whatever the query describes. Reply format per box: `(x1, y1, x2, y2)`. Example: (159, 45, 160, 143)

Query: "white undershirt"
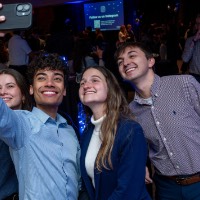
(85, 115, 105, 188)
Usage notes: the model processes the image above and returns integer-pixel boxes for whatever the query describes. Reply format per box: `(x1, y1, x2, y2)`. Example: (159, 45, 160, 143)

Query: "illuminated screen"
(84, 0, 124, 31)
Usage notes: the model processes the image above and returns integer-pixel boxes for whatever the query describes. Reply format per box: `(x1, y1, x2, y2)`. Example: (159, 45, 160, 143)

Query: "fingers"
(0, 3, 5, 22)
(145, 166, 153, 184)
(0, 15, 5, 22)
(145, 177, 153, 184)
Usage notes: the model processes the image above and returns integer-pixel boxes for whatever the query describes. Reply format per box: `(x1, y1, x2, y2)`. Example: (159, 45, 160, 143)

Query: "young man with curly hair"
(0, 53, 81, 200)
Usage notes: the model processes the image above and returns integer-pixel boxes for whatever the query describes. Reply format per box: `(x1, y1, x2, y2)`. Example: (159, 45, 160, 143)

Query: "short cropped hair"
(114, 41, 154, 61)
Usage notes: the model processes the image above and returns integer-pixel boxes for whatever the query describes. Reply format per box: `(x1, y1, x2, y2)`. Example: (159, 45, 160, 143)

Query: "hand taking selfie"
(0, 3, 5, 22)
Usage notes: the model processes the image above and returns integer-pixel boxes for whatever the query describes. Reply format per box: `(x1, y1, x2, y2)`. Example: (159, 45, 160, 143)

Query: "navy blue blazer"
(80, 118, 151, 200)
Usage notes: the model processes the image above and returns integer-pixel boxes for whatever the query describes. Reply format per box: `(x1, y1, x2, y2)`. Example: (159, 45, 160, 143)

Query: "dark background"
(3, 0, 197, 34)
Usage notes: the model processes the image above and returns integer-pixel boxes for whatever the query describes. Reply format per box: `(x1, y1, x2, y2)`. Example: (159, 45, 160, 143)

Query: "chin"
(82, 100, 93, 107)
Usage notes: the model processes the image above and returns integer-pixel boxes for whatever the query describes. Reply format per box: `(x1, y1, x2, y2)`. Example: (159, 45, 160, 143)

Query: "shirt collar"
(91, 115, 106, 132)
(32, 107, 67, 125)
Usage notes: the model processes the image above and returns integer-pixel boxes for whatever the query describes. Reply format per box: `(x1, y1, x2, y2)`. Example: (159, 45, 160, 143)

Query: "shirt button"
(151, 106, 154, 109)
(155, 93, 158, 97)
(163, 137, 167, 142)
(156, 121, 160, 125)
(176, 165, 179, 169)
(169, 152, 173, 156)
(61, 143, 63, 146)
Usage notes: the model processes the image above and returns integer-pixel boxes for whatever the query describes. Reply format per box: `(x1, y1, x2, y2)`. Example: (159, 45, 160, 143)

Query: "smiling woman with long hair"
(78, 66, 151, 200)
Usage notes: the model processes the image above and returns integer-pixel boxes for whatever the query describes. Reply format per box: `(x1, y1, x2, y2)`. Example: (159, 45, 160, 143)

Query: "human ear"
(148, 58, 155, 68)
(63, 88, 66, 96)
(29, 85, 33, 95)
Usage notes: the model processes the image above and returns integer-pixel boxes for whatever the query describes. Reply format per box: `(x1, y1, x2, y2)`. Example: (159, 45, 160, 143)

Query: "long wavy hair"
(81, 66, 135, 172)
(0, 68, 32, 111)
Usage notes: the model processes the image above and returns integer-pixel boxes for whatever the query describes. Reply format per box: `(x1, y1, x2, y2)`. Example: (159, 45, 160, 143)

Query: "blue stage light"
(77, 102, 87, 134)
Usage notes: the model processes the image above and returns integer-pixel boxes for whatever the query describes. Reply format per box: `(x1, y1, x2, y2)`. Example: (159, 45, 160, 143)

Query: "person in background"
(8, 30, 34, 79)
(73, 38, 104, 83)
(0, 53, 81, 200)
(95, 28, 104, 44)
(126, 24, 136, 42)
(182, 14, 200, 83)
(115, 41, 200, 200)
(0, 40, 9, 69)
(0, 69, 32, 200)
(117, 25, 128, 48)
(78, 66, 151, 200)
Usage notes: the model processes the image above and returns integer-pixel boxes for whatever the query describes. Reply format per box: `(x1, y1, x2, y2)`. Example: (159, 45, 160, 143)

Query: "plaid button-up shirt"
(129, 74, 200, 176)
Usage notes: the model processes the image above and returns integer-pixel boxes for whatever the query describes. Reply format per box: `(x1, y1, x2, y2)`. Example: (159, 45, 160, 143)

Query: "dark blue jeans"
(153, 173, 200, 200)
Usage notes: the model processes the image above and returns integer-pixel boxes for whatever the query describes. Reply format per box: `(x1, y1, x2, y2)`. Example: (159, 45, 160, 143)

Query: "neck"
(132, 72, 155, 99)
(36, 105, 58, 119)
(90, 104, 106, 120)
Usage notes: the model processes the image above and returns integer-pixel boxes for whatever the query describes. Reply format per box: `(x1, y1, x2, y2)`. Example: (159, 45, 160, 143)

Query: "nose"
(123, 57, 131, 66)
(0, 87, 7, 95)
(45, 78, 55, 87)
(83, 81, 92, 89)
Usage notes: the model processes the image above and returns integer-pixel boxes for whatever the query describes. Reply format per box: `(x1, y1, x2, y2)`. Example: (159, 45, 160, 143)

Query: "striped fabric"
(0, 102, 81, 200)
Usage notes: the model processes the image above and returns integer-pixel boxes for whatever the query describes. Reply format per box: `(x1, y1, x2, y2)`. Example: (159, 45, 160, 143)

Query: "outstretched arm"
(0, 98, 25, 148)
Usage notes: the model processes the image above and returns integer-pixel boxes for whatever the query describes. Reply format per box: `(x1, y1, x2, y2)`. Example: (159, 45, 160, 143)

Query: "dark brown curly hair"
(27, 52, 69, 87)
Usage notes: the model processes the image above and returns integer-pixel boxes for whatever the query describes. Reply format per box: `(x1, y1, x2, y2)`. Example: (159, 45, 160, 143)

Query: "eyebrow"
(6, 82, 16, 85)
(35, 72, 64, 77)
(117, 50, 137, 60)
(127, 50, 137, 55)
(91, 75, 102, 79)
(81, 75, 102, 81)
(0, 82, 16, 86)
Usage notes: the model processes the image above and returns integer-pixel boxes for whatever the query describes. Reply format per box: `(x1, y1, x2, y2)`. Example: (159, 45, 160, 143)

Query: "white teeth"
(126, 68, 136, 73)
(84, 91, 95, 94)
(43, 91, 56, 94)
(2, 98, 10, 101)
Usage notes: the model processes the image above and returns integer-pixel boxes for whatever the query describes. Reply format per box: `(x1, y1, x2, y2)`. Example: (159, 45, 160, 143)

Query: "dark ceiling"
(2, 0, 90, 7)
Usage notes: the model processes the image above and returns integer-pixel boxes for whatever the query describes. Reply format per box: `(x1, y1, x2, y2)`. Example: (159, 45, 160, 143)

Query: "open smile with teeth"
(2, 97, 11, 101)
(84, 91, 96, 95)
(125, 67, 136, 74)
(42, 91, 57, 95)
